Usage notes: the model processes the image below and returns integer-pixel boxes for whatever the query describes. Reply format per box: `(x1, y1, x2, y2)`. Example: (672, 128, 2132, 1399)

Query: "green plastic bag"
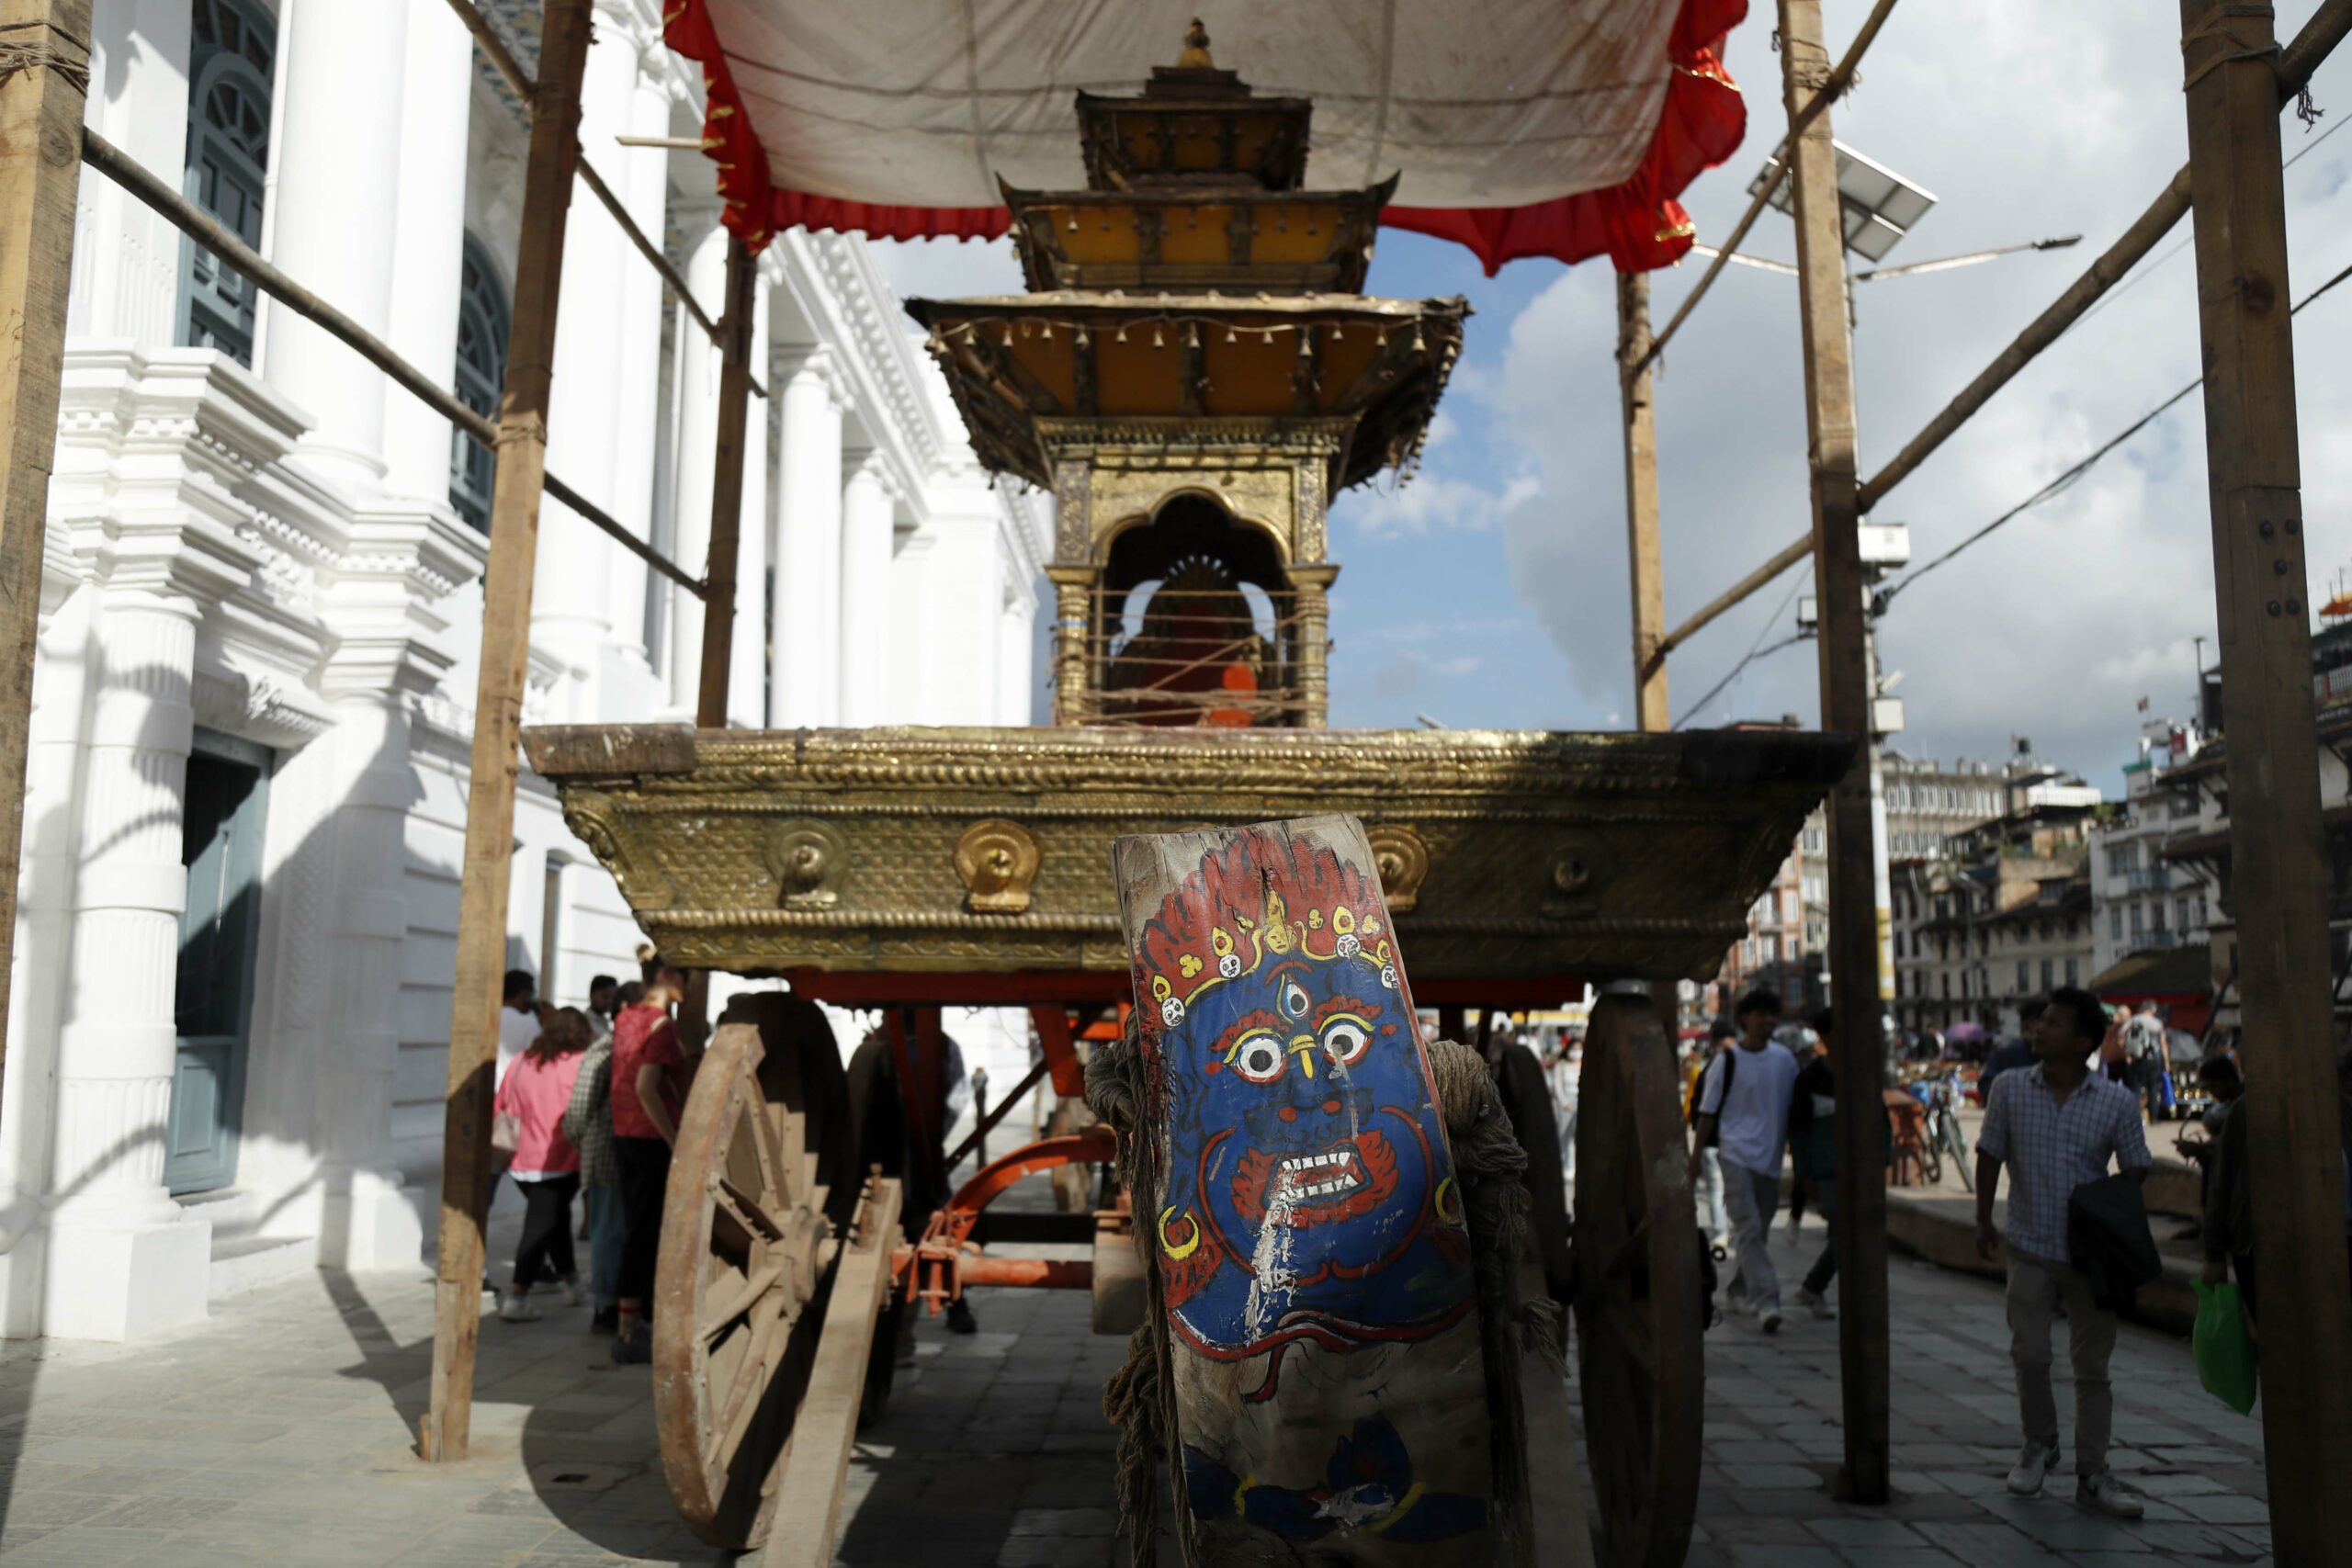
(2193, 1280, 2258, 1416)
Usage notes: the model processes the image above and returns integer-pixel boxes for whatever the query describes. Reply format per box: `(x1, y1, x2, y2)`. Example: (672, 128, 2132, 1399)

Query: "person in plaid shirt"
(562, 980, 633, 1336)
(1974, 987, 2151, 1519)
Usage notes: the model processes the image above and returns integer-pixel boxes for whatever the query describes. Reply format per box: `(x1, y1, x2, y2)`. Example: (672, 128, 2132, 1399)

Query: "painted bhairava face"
(1136, 834, 1471, 1378)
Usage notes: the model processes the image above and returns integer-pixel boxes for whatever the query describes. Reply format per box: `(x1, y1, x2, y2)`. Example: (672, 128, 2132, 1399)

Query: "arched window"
(449, 236, 509, 533)
(179, 0, 276, 366)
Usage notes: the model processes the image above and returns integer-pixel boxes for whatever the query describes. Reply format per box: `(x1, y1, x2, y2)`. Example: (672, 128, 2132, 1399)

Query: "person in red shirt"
(609, 973, 688, 1364)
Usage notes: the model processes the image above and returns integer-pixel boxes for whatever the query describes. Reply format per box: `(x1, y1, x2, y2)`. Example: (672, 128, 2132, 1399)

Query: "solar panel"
(1747, 140, 1938, 262)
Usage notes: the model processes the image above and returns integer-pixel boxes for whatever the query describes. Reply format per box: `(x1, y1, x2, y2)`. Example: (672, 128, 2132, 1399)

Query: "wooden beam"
(0, 0, 93, 1134)
(1776, 0, 1892, 1506)
(419, 0, 595, 1464)
(2177, 3, 2352, 1559)
(1637, 0, 1902, 377)
(1620, 274, 1668, 731)
(694, 235, 757, 728)
(76, 126, 705, 599)
(1654, 533, 1812, 665)
(1858, 0, 2352, 513)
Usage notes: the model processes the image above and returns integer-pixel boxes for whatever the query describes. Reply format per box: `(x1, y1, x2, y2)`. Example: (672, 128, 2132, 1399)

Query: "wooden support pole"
(2177, 4, 2352, 1558)
(695, 234, 757, 729)
(1656, 534, 1815, 667)
(419, 0, 595, 1464)
(1619, 274, 1669, 731)
(0, 0, 91, 1130)
(1776, 0, 1891, 1505)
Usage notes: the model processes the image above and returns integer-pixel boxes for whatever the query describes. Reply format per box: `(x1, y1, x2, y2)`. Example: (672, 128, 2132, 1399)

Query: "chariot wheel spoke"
(700, 1260, 787, 1346)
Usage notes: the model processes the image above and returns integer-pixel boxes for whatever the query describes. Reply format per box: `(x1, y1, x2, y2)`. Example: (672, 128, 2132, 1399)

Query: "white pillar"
(260, 0, 410, 491)
(728, 276, 774, 728)
(377, 0, 472, 504)
(996, 581, 1035, 725)
(533, 18, 643, 713)
(772, 352, 843, 726)
(44, 590, 210, 1341)
(886, 528, 937, 723)
(69, 1, 192, 344)
(604, 56, 678, 675)
(838, 456, 894, 726)
(666, 219, 729, 707)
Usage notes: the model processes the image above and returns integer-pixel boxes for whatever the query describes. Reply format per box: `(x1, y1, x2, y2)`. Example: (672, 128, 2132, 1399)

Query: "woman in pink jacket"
(493, 1007, 593, 1322)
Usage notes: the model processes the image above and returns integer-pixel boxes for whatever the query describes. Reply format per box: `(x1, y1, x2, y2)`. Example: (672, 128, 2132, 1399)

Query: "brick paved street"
(0, 1190, 2274, 1566)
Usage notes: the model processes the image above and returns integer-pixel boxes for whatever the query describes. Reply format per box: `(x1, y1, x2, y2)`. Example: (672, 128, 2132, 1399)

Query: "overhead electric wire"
(1879, 254, 2352, 608)
(1671, 570, 1814, 730)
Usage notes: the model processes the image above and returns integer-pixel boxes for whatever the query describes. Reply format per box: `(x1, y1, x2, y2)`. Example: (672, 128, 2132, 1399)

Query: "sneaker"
(560, 1276, 584, 1307)
(610, 1326, 651, 1365)
(1757, 1309, 1783, 1334)
(498, 1295, 542, 1324)
(2076, 1469, 2145, 1519)
(1723, 1291, 1754, 1318)
(589, 1304, 620, 1336)
(2007, 1441, 2059, 1496)
(1797, 1286, 1837, 1320)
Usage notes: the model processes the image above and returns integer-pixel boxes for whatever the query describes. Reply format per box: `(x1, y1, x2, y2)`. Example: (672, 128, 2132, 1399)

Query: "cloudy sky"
(876, 2, 2352, 793)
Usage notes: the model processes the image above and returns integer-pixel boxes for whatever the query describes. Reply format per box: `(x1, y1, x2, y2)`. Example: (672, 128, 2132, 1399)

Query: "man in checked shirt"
(1974, 987, 2151, 1520)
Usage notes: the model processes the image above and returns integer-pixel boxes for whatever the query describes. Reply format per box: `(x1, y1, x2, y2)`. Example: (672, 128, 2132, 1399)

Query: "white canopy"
(688, 0, 1685, 208)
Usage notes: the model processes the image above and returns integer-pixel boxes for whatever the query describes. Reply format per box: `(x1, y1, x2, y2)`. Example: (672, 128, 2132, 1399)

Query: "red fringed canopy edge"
(663, 0, 1747, 276)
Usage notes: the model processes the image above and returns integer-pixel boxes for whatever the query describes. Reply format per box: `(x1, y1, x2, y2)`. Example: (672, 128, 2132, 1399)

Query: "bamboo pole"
(1654, 534, 1814, 665)
(1777, 0, 1892, 1505)
(76, 126, 704, 599)
(1620, 274, 1669, 730)
(419, 0, 596, 1464)
(695, 234, 758, 729)
(1636, 0, 1902, 378)
(2177, 4, 2352, 1559)
(0, 0, 93, 1134)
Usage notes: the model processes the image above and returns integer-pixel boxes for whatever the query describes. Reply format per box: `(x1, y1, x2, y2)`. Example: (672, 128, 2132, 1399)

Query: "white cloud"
(1342, 468, 1540, 539)
(1476, 0, 2352, 784)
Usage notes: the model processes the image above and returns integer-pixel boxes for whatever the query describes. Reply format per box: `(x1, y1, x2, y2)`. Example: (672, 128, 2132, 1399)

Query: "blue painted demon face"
(1136, 834, 1472, 1371)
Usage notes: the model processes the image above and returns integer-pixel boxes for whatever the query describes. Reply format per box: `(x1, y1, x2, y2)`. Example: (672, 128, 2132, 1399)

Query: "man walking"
(1690, 989, 1800, 1332)
(1974, 987, 2150, 1519)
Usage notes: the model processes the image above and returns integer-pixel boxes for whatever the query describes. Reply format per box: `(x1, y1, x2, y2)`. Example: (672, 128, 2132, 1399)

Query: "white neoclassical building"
(1, 0, 1046, 1341)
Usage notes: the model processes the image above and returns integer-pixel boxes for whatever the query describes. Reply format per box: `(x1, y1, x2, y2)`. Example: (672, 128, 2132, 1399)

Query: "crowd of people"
(488, 953, 690, 1365)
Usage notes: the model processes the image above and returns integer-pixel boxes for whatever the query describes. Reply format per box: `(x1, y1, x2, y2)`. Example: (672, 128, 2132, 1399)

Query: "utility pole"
(2177, 4, 2352, 1560)
(421, 0, 596, 1463)
(0, 0, 93, 1134)
(1777, 0, 1891, 1504)
(1620, 273, 1668, 732)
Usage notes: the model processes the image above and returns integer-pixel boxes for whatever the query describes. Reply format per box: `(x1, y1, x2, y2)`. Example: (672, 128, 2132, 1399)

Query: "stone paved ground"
(0, 1190, 2274, 1566)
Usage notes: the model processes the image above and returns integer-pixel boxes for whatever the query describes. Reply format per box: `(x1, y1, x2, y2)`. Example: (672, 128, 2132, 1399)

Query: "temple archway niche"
(1091, 492, 1300, 728)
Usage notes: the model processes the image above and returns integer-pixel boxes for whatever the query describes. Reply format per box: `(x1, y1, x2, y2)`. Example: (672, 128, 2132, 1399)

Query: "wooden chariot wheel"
(1571, 992, 1704, 1568)
(653, 996, 852, 1551)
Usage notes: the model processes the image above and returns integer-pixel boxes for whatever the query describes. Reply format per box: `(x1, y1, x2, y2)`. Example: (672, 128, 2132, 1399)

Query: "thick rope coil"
(1086, 1025, 1180, 1566)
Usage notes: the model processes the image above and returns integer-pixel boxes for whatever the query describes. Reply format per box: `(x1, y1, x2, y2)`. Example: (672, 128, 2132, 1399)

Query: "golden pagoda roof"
(907, 292, 1466, 490)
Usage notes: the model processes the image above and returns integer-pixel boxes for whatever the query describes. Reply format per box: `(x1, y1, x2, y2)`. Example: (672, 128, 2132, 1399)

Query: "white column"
(604, 57, 679, 675)
(666, 218, 729, 706)
(377, 0, 473, 503)
(533, 17, 643, 715)
(996, 581, 1035, 725)
(260, 0, 410, 491)
(886, 528, 937, 723)
(838, 456, 895, 726)
(69, 1, 192, 344)
(728, 276, 774, 728)
(772, 352, 843, 726)
(44, 590, 211, 1341)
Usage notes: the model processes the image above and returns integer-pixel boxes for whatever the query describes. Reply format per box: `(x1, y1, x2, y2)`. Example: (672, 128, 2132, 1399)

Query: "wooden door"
(167, 741, 269, 1193)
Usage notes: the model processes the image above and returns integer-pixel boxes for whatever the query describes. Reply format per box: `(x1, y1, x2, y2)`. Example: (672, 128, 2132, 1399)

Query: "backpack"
(1690, 1046, 1736, 1147)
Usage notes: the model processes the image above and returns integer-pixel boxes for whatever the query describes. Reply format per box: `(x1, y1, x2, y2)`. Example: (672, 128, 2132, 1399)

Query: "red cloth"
(611, 1005, 684, 1141)
(493, 1049, 586, 1178)
(662, 0, 1747, 276)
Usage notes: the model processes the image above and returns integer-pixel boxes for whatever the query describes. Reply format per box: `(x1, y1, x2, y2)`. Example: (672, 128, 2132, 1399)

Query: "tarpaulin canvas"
(663, 0, 1748, 273)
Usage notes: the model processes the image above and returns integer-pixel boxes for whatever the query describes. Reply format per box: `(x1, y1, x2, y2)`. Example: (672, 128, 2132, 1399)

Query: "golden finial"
(1178, 18, 1215, 70)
